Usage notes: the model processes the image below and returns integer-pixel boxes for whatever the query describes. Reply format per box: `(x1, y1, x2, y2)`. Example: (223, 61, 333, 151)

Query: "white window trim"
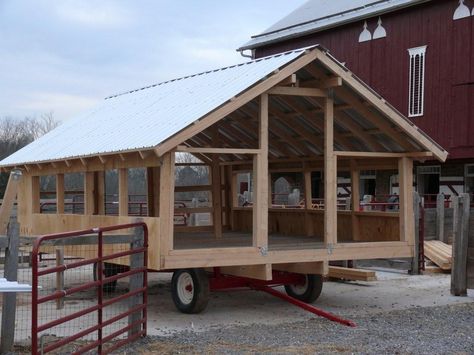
(408, 45, 427, 118)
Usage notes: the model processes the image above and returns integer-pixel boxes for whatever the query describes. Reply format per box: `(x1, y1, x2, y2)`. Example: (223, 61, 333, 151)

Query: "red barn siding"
(254, 0, 474, 160)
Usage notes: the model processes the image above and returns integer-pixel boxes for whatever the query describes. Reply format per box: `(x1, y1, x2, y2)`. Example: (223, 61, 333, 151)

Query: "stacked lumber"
(328, 266, 377, 281)
(424, 240, 452, 270)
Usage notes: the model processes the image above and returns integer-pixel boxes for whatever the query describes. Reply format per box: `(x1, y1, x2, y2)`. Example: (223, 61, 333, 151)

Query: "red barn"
(239, 0, 474, 201)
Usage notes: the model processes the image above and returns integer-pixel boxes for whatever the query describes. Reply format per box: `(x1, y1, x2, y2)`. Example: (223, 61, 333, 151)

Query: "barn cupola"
(453, 0, 470, 20)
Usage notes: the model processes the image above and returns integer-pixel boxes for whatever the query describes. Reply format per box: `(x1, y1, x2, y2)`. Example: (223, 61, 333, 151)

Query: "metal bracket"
(327, 243, 334, 255)
(259, 246, 268, 256)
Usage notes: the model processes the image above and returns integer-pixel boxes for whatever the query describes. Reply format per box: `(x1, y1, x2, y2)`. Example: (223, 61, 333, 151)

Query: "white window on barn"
(408, 45, 427, 117)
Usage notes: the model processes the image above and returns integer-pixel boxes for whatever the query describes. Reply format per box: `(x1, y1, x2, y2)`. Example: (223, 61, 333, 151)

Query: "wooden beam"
(220, 264, 272, 281)
(350, 160, 360, 241)
(176, 146, 260, 155)
(273, 261, 328, 275)
(84, 172, 95, 215)
(31, 175, 40, 214)
(335, 151, 434, 158)
(278, 74, 298, 86)
(159, 152, 175, 258)
(328, 266, 376, 281)
(56, 173, 65, 214)
(278, 96, 354, 150)
(155, 49, 320, 157)
(267, 86, 327, 97)
(304, 170, 314, 236)
(118, 168, 128, 216)
(211, 128, 223, 238)
(316, 50, 447, 161)
(398, 157, 414, 244)
(96, 171, 105, 215)
(253, 94, 269, 249)
(324, 95, 337, 246)
(146, 167, 160, 217)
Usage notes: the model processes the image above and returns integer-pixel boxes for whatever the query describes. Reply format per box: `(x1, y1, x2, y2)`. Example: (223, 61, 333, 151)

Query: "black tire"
(93, 262, 118, 293)
(284, 274, 323, 303)
(171, 268, 210, 314)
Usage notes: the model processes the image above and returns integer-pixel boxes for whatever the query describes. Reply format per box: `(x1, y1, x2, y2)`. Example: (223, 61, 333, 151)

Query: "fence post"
(451, 193, 470, 296)
(0, 217, 20, 353)
(128, 224, 144, 337)
(411, 192, 421, 275)
(436, 193, 445, 242)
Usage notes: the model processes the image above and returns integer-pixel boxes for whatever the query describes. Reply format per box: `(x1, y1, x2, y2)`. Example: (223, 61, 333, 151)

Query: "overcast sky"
(0, 1, 306, 122)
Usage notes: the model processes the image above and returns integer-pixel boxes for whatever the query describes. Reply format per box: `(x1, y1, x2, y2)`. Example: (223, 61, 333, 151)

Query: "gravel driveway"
(128, 302, 474, 354)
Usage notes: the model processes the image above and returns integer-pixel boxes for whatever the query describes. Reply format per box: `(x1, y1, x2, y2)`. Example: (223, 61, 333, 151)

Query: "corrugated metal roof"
(0, 49, 307, 167)
(238, 0, 430, 51)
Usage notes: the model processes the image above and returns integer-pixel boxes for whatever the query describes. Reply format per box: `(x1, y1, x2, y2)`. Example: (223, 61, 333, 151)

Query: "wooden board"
(424, 240, 452, 270)
(328, 266, 377, 281)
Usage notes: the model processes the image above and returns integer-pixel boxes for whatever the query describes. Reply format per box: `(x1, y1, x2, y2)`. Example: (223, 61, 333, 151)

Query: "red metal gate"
(31, 223, 148, 354)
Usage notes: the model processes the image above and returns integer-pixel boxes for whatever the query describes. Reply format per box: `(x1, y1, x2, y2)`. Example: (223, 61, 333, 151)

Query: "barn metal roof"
(238, 0, 430, 51)
(0, 49, 306, 167)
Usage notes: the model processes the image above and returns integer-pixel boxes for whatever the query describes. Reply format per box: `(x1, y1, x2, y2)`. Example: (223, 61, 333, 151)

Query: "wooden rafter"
(335, 88, 414, 151)
(278, 96, 355, 151)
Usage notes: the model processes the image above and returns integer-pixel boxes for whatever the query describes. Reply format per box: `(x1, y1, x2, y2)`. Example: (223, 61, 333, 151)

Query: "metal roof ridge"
(104, 47, 314, 101)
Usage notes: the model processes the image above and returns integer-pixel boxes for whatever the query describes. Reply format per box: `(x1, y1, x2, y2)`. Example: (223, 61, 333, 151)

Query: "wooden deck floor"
(174, 231, 324, 250)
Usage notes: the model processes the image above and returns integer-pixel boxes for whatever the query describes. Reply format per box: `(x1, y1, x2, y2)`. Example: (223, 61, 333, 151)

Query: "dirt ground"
(132, 270, 474, 354)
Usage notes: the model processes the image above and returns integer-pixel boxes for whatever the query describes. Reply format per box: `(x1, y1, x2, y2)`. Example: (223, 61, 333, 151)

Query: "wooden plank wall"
(231, 208, 399, 242)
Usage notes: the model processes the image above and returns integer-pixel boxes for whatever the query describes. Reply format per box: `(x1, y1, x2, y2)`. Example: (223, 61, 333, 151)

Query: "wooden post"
(211, 162, 223, 239)
(304, 170, 314, 236)
(324, 95, 337, 246)
(56, 173, 65, 214)
(224, 165, 233, 229)
(398, 157, 414, 243)
(0, 218, 20, 353)
(56, 248, 65, 309)
(350, 160, 360, 241)
(96, 171, 105, 215)
(118, 168, 128, 216)
(436, 193, 445, 242)
(411, 192, 421, 275)
(146, 167, 160, 217)
(451, 193, 470, 296)
(31, 175, 40, 214)
(84, 172, 95, 215)
(0, 170, 22, 234)
(252, 94, 269, 249)
(159, 152, 175, 258)
(128, 224, 144, 336)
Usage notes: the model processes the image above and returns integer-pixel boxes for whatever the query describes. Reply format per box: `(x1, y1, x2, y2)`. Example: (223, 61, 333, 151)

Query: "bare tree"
(0, 113, 60, 197)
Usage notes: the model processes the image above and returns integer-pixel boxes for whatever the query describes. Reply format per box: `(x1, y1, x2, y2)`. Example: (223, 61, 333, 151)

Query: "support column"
(252, 94, 269, 249)
(159, 152, 175, 258)
(211, 128, 223, 238)
(84, 172, 95, 215)
(118, 168, 128, 216)
(146, 167, 160, 217)
(350, 160, 360, 241)
(398, 157, 414, 243)
(56, 173, 65, 214)
(96, 171, 105, 215)
(324, 95, 337, 245)
(304, 170, 314, 236)
(31, 176, 40, 214)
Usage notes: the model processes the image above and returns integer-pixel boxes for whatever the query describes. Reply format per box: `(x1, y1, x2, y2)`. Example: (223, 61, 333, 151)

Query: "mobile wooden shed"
(0, 46, 447, 311)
